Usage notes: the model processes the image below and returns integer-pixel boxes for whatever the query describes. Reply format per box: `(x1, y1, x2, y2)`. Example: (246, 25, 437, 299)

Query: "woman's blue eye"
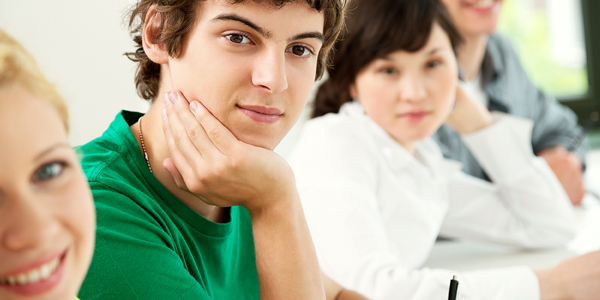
(32, 162, 65, 183)
(226, 34, 250, 44)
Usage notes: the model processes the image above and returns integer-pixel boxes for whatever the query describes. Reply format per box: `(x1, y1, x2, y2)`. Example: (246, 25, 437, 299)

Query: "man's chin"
(236, 132, 283, 151)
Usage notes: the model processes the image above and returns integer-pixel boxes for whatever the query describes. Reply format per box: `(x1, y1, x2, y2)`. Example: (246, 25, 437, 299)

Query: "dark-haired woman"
(290, 0, 600, 299)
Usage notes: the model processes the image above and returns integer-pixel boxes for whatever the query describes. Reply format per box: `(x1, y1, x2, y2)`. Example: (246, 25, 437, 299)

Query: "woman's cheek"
(61, 174, 95, 243)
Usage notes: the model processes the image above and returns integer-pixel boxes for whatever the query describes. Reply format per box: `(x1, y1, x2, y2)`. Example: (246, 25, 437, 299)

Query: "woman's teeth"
(474, 0, 495, 8)
(0, 257, 60, 286)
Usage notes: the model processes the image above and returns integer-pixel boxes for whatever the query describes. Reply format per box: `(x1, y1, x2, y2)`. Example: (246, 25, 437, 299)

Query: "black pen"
(448, 275, 459, 300)
(567, 112, 599, 151)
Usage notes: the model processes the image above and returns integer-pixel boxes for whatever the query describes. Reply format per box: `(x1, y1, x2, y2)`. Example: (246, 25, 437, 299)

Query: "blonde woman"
(0, 29, 95, 300)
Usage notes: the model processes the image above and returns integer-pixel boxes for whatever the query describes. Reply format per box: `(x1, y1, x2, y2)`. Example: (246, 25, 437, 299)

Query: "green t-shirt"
(78, 111, 259, 300)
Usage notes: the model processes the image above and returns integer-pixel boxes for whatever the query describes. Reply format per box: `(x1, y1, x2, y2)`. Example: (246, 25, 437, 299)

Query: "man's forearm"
(250, 194, 325, 300)
(336, 289, 370, 300)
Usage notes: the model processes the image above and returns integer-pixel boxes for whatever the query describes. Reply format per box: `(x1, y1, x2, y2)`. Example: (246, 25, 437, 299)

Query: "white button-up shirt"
(289, 101, 577, 300)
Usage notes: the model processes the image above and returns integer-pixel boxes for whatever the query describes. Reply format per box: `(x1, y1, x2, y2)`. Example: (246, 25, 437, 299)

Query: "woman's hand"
(537, 146, 585, 206)
(160, 91, 297, 213)
(445, 83, 494, 135)
(535, 250, 600, 300)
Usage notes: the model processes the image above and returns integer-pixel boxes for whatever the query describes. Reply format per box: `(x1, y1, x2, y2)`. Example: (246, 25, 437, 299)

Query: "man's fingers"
(168, 91, 224, 160)
(189, 100, 237, 155)
(161, 104, 199, 190)
(163, 158, 186, 189)
(164, 93, 207, 168)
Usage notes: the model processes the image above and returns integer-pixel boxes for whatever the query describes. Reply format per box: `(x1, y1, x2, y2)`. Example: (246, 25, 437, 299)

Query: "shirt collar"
(339, 101, 460, 177)
(481, 37, 505, 87)
(481, 36, 511, 113)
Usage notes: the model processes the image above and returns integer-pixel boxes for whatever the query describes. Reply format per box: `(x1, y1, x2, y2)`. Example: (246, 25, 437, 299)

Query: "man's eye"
(32, 162, 65, 183)
(287, 45, 312, 57)
(226, 34, 250, 44)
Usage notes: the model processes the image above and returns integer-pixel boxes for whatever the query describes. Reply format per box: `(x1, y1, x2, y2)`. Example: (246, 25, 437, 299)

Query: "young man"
(77, 0, 364, 299)
(434, 0, 587, 205)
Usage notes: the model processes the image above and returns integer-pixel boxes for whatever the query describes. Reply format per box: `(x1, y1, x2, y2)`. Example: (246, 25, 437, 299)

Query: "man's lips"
(238, 105, 283, 124)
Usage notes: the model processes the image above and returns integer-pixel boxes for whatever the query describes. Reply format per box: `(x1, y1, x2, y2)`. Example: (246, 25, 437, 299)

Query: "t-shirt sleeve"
(78, 184, 212, 300)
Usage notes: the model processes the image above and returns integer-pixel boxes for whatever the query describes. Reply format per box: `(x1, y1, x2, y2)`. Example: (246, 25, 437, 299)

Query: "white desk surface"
(423, 196, 600, 271)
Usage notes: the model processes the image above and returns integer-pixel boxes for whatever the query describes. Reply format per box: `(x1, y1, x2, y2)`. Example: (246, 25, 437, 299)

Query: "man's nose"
(252, 49, 289, 94)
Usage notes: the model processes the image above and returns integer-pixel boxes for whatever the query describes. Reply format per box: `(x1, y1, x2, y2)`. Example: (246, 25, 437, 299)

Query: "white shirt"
(460, 74, 488, 107)
(289, 102, 577, 300)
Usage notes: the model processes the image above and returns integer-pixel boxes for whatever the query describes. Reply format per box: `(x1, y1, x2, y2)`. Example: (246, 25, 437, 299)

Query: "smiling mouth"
(0, 257, 60, 286)
(467, 0, 497, 9)
(0, 250, 67, 295)
(238, 105, 283, 124)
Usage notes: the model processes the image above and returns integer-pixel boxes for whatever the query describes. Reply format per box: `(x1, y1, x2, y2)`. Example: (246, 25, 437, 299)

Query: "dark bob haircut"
(312, 0, 463, 118)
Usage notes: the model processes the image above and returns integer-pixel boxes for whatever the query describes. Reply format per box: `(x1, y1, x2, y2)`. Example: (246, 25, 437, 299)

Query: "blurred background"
(1, 0, 600, 154)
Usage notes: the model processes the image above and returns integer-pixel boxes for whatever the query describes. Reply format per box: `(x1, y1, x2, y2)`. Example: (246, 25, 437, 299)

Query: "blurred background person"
(0, 29, 96, 300)
(435, 0, 587, 205)
(290, 0, 600, 299)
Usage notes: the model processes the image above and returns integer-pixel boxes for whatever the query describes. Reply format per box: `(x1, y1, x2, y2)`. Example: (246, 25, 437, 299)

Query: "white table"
(423, 196, 600, 271)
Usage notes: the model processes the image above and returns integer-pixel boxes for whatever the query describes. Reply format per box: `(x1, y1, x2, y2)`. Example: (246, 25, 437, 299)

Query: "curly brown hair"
(125, 0, 346, 102)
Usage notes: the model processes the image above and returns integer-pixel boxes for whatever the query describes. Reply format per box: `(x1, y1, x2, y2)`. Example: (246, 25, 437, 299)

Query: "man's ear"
(142, 6, 169, 64)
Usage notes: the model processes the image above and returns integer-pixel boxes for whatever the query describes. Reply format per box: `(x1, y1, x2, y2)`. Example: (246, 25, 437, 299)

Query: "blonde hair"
(0, 29, 68, 130)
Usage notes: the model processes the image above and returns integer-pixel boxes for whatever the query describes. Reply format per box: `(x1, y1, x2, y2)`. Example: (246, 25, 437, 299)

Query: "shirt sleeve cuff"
(461, 113, 538, 183)
(460, 266, 540, 300)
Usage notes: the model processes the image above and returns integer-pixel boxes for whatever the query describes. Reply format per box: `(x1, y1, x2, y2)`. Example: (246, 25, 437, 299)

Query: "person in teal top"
(78, 0, 366, 299)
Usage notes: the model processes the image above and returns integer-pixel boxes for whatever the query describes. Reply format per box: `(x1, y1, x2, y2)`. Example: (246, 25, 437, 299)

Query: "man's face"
(167, 0, 325, 150)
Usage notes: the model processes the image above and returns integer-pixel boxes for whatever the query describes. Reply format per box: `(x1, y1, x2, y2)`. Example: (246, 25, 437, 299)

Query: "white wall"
(0, 0, 314, 157)
(0, 0, 148, 147)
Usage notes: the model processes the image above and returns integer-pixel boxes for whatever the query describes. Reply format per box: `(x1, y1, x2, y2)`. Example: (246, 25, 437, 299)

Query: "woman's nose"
(397, 75, 426, 102)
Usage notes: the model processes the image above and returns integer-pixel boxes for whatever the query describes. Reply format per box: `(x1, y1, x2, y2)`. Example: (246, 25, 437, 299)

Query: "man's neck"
(457, 34, 489, 82)
(131, 97, 228, 223)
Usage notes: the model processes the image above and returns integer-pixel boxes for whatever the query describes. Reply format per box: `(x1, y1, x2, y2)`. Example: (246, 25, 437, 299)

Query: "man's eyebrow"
(289, 32, 325, 44)
(212, 13, 273, 39)
(34, 143, 71, 162)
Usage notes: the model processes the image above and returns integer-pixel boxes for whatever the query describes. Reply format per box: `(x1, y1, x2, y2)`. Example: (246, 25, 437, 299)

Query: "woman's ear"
(349, 83, 358, 100)
(142, 6, 169, 65)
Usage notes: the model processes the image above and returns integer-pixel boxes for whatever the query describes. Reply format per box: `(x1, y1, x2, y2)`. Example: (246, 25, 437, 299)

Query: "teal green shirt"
(78, 111, 259, 299)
